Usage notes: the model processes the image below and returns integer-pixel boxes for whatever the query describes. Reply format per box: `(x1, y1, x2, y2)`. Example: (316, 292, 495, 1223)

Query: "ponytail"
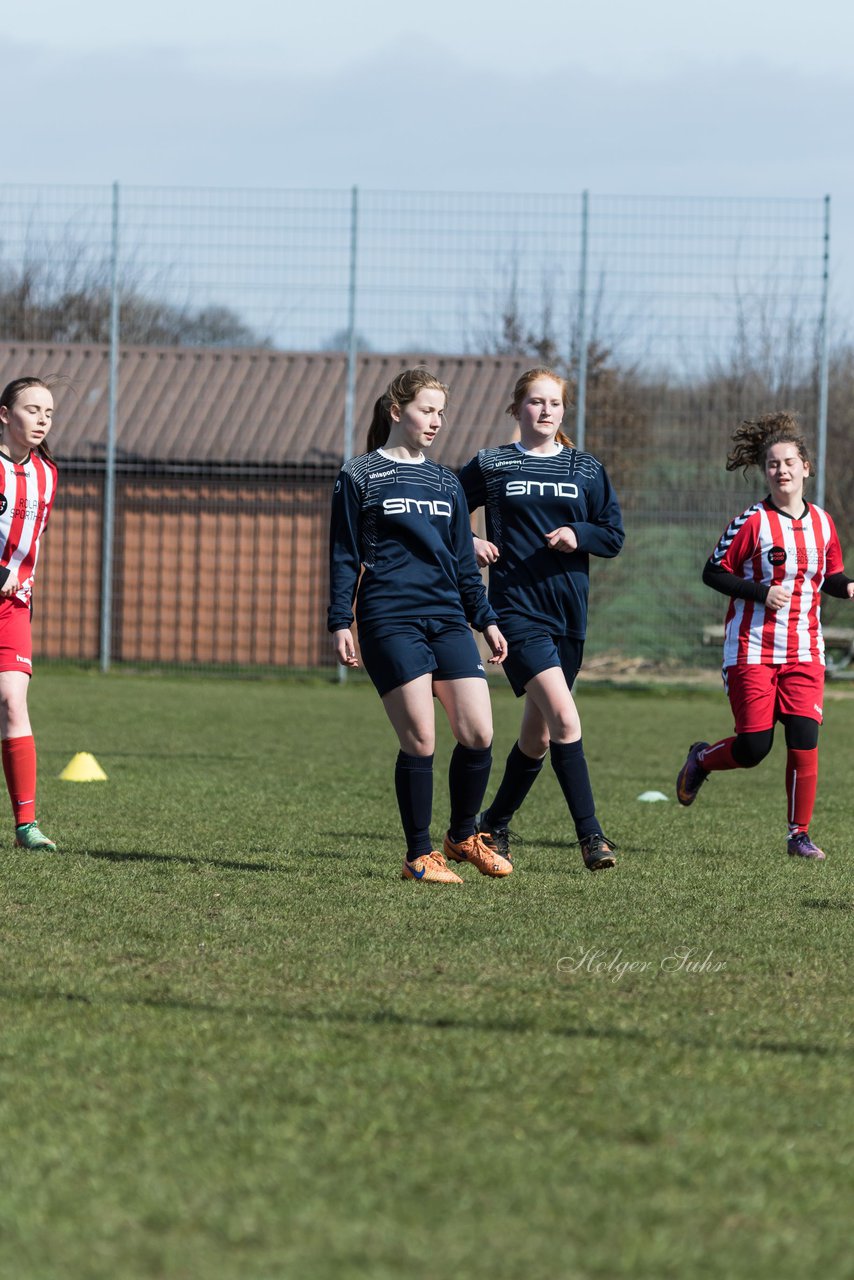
(367, 396, 392, 452)
(726, 412, 809, 477)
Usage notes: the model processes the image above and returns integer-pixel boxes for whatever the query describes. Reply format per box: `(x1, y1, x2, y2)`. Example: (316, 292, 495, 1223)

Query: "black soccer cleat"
(580, 831, 617, 872)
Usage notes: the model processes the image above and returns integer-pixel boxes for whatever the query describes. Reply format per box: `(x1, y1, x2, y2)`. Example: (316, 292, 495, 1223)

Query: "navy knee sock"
(394, 751, 434, 858)
(447, 744, 493, 843)
(549, 739, 601, 842)
(482, 741, 545, 831)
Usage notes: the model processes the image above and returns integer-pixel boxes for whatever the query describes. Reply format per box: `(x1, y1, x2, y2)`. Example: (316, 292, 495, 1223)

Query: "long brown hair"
(506, 367, 574, 447)
(0, 377, 57, 465)
(367, 368, 449, 452)
(726, 412, 810, 478)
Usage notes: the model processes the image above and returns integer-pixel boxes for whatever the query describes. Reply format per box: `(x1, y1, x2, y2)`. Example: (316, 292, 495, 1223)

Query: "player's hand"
(333, 628, 359, 667)
(483, 624, 508, 665)
(766, 585, 792, 611)
(473, 537, 500, 567)
(0, 571, 20, 598)
(847, 582, 854, 600)
(544, 526, 578, 552)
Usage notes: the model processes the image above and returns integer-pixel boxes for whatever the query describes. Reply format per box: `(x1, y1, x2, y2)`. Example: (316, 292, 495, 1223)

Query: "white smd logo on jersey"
(383, 497, 453, 518)
(505, 480, 579, 499)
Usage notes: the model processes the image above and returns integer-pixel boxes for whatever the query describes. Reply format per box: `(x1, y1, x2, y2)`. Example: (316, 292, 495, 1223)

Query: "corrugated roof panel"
(0, 342, 535, 468)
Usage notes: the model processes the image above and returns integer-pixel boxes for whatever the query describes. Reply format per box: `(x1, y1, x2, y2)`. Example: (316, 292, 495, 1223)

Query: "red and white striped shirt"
(711, 500, 843, 668)
(0, 451, 58, 604)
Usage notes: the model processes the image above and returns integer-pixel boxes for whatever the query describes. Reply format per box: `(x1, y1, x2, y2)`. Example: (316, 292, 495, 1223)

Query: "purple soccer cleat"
(787, 832, 826, 861)
(676, 742, 710, 807)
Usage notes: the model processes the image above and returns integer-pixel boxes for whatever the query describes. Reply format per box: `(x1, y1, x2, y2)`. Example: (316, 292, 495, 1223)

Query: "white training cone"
(637, 790, 669, 802)
(59, 752, 108, 782)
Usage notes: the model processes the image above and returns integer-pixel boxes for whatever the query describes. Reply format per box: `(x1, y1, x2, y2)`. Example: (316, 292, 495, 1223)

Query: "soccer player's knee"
(403, 730, 434, 756)
(732, 731, 773, 767)
(521, 728, 550, 757)
(550, 710, 580, 742)
(783, 716, 819, 750)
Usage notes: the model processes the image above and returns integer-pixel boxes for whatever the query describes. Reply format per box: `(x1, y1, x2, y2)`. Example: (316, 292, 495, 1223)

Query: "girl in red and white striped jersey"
(0, 378, 59, 852)
(676, 413, 853, 860)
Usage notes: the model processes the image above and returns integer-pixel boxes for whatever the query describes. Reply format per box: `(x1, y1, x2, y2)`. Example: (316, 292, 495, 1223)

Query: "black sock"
(482, 741, 545, 831)
(549, 739, 601, 842)
(447, 743, 493, 843)
(395, 751, 433, 858)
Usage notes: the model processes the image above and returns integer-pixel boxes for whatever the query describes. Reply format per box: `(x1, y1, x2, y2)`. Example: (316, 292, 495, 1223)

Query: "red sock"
(698, 737, 740, 772)
(786, 748, 818, 834)
(2, 735, 37, 826)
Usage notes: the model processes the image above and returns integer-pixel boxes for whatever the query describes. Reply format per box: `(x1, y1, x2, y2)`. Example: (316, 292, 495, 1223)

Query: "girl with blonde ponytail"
(328, 368, 512, 884)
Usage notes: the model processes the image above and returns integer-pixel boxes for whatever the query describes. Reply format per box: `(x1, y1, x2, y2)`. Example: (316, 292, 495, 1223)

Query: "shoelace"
(581, 834, 617, 855)
(482, 826, 523, 850)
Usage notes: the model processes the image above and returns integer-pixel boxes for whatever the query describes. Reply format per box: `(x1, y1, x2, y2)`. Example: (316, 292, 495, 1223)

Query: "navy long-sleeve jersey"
(327, 451, 497, 634)
(458, 444, 624, 638)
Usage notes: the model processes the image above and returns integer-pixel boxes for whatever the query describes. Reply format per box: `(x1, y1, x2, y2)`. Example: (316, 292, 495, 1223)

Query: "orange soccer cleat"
(443, 831, 513, 878)
(401, 851, 464, 884)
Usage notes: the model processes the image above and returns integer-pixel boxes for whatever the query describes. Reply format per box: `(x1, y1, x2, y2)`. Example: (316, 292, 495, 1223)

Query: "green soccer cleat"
(15, 822, 58, 852)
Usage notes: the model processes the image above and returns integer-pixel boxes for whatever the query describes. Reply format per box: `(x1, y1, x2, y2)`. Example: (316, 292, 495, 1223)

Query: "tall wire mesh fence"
(0, 184, 838, 676)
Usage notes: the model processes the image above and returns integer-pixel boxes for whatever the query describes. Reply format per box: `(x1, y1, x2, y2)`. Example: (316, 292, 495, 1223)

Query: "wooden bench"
(702, 624, 854, 676)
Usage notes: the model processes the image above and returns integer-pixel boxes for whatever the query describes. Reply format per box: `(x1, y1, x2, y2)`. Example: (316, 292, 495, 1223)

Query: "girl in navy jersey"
(677, 412, 853, 859)
(328, 367, 512, 884)
(459, 367, 625, 872)
(0, 378, 59, 852)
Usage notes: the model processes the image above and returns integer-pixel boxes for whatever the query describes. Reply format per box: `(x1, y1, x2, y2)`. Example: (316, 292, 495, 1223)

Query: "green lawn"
(1, 672, 851, 1280)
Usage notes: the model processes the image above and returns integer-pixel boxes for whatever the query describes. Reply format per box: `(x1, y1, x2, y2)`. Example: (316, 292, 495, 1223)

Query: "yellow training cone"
(59, 752, 108, 782)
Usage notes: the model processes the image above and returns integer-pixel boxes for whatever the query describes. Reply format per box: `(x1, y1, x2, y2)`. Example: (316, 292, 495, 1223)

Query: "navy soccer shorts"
(357, 617, 486, 697)
(499, 623, 584, 698)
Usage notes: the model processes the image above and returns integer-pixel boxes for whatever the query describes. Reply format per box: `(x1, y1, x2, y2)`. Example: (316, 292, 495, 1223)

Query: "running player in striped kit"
(0, 378, 59, 852)
(677, 413, 853, 859)
(459, 368, 625, 872)
(328, 368, 511, 884)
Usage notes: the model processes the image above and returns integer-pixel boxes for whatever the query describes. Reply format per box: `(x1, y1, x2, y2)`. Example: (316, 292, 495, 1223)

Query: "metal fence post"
(574, 190, 590, 451)
(338, 185, 360, 683)
(815, 194, 831, 510)
(343, 185, 359, 464)
(99, 180, 120, 673)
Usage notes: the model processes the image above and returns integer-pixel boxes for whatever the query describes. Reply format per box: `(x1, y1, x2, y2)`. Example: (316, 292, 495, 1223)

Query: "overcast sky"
(6, 0, 853, 315)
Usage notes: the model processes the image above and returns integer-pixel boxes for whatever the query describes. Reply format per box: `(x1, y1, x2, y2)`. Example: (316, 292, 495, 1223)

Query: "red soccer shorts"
(723, 661, 824, 734)
(0, 599, 33, 676)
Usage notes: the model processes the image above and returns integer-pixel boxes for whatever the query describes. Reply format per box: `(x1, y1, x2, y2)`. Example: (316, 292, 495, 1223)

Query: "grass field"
(1, 670, 851, 1280)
